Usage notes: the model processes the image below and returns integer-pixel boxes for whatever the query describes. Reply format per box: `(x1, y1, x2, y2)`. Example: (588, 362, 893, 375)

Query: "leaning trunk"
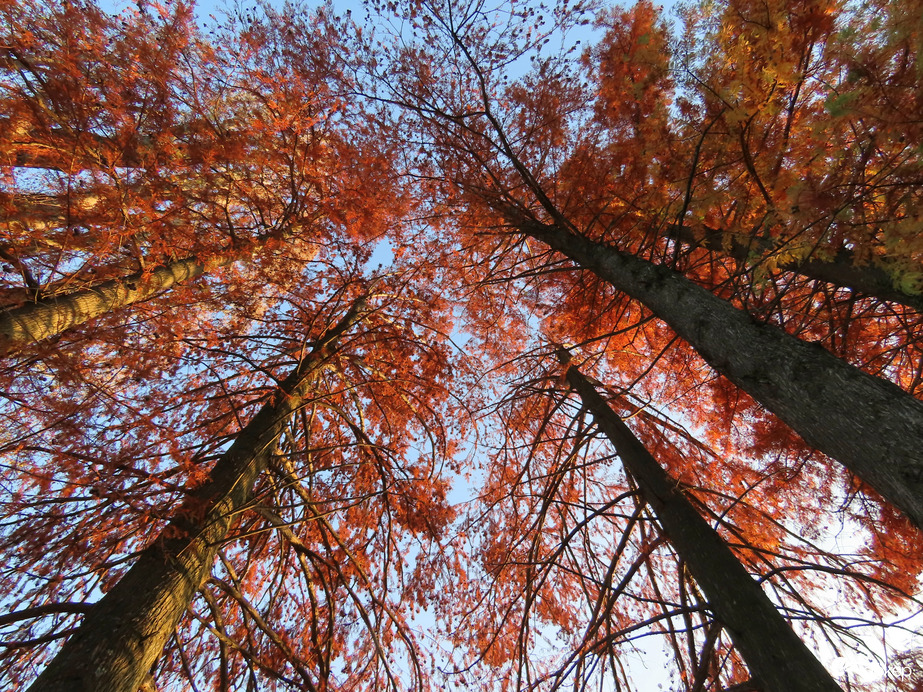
(560, 353, 843, 692)
(523, 219, 923, 529)
(27, 297, 368, 692)
(665, 223, 923, 313)
(0, 249, 243, 356)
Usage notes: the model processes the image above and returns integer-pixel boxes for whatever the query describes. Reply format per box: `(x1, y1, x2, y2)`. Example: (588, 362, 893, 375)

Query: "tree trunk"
(523, 219, 923, 529)
(27, 297, 369, 692)
(666, 223, 923, 313)
(0, 250, 242, 356)
(560, 352, 844, 692)
(1, 118, 240, 171)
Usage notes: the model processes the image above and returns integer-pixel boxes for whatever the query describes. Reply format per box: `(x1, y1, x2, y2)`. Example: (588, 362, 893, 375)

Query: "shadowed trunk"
(27, 296, 369, 692)
(523, 218, 923, 529)
(666, 223, 923, 313)
(560, 352, 844, 692)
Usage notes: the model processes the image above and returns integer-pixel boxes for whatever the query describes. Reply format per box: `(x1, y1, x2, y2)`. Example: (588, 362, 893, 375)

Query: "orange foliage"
(1, 0, 922, 689)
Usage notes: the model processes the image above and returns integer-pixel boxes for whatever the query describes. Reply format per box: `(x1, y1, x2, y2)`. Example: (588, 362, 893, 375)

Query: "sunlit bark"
(27, 296, 368, 692)
(0, 251, 240, 355)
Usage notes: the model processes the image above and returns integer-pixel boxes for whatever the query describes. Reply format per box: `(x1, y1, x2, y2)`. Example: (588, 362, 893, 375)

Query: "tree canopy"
(1, 0, 922, 689)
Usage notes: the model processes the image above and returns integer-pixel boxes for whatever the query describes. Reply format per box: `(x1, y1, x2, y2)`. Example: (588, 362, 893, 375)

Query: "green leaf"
(824, 92, 858, 118)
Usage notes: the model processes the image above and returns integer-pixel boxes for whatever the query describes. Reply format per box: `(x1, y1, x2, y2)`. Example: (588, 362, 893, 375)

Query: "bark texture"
(666, 223, 923, 313)
(0, 252, 237, 356)
(561, 354, 844, 692)
(1, 119, 230, 171)
(525, 220, 923, 529)
(27, 297, 368, 692)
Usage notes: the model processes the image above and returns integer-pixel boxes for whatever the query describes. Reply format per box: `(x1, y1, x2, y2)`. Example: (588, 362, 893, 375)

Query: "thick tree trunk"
(524, 219, 923, 529)
(0, 250, 241, 356)
(27, 297, 368, 692)
(666, 223, 923, 313)
(1, 118, 239, 171)
(560, 353, 844, 692)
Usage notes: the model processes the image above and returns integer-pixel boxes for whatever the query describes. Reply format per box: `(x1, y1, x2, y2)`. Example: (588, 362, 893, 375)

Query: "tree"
(357, 0, 922, 684)
(0, 249, 243, 354)
(0, 0, 399, 354)
(437, 340, 912, 689)
(663, 222, 923, 314)
(558, 348, 842, 692)
(28, 293, 370, 691)
(363, 0, 923, 529)
(2, 0, 922, 689)
(1, 4, 454, 689)
(3, 267, 459, 689)
(522, 216, 923, 528)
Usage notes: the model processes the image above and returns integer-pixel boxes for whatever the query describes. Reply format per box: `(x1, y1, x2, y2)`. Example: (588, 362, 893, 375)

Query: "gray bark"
(27, 297, 368, 692)
(561, 353, 844, 692)
(666, 223, 923, 313)
(523, 219, 923, 529)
